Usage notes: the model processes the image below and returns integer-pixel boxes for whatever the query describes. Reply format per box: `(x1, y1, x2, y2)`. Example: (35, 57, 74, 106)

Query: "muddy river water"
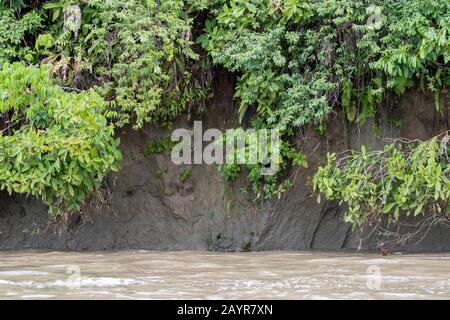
(0, 251, 449, 299)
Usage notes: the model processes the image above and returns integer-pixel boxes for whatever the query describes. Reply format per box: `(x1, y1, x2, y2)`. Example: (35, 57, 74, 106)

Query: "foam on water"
(0, 251, 448, 299)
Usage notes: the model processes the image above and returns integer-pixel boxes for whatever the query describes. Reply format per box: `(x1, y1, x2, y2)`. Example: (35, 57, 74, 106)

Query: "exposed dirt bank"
(1, 71, 449, 251)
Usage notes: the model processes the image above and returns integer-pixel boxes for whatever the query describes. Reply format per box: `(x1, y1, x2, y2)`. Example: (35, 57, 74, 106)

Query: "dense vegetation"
(0, 62, 121, 216)
(313, 134, 449, 228)
(0, 1, 448, 232)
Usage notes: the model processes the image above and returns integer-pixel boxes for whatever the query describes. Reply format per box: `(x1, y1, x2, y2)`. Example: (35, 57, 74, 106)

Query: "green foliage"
(0, 63, 121, 216)
(39, 0, 205, 129)
(219, 163, 241, 182)
(180, 168, 191, 183)
(218, 130, 307, 199)
(246, 141, 306, 199)
(246, 163, 294, 200)
(0, 0, 449, 224)
(313, 134, 450, 229)
(0, 6, 42, 64)
(341, 78, 356, 122)
(144, 137, 174, 156)
(200, 0, 450, 128)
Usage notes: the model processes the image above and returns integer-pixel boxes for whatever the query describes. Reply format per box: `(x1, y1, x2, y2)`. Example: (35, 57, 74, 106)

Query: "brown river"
(0, 251, 449, 299)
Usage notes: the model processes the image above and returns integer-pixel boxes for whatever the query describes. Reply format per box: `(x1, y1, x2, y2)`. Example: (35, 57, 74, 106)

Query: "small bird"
(381, 247, 390, 256)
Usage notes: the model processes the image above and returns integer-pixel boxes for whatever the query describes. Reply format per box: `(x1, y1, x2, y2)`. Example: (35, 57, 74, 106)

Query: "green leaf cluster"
(0, 4, 42, 64)
(37, 0, 205, 129)
(0, 63, 121, 216)
(313, 134, 450, 229)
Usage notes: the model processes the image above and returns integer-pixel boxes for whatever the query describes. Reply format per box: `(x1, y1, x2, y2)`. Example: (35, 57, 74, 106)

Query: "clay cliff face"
(0, 70, 449, 251)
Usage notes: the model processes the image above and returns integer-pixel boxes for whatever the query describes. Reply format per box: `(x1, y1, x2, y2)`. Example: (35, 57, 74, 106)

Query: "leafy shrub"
(0, 5, 42, 64)
(0, 63, 121, 216)
(313, 133, 450, 229)
(144, 137, 174, 155)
